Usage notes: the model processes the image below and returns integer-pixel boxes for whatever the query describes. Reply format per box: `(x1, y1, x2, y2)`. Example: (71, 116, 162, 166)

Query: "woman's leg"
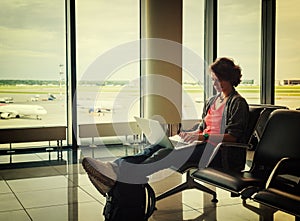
(82, 142, 213, 194)
(116, 142, 209, 184)
(113, 144, 164, 165)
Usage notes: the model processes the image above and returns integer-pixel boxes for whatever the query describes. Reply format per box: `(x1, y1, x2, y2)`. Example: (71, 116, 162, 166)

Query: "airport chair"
(155, 105, 265, 202)
(191, 109, 300, 203)
(252, 157, 300, 221)
(247, 104, 288, 151)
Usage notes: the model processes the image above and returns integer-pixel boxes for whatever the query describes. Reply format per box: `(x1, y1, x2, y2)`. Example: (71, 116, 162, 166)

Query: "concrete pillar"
(142, 0, 182, 126)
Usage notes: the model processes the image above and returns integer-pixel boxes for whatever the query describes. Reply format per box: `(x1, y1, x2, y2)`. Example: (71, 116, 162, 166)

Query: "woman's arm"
(180, 132, 237, 143)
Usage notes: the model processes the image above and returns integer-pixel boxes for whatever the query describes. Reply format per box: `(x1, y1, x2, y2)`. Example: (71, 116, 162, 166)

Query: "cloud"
(0, 0, 64, 30)
(0, 0, 299, 81)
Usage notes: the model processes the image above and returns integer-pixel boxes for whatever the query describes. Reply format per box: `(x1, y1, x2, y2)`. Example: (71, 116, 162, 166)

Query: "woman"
(82, 57, 249, 196)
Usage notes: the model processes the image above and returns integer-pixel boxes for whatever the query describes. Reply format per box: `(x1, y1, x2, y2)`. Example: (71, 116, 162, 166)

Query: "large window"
(182, 0, 205, 120)
(275, 0, 300, 109)
(0, 1, 66, 128)
(76, 0, 140, 125)
(3, 0, 299, 151)
(218, 0, 261, 105)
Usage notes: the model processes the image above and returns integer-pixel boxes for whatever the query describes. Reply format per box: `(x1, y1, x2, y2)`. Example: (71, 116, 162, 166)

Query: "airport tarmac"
(0, 89, 204, 129)
(0, 90, 298, 130)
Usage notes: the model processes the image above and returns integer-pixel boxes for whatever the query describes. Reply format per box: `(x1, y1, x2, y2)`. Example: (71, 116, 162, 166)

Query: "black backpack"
(103, 182, 156, 221)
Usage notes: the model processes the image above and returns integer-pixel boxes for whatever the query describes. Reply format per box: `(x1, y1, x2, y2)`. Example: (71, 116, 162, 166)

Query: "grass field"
(184, 84, 300, 95)
(1, 84, 300, 95)
(1, 84, 299, 106)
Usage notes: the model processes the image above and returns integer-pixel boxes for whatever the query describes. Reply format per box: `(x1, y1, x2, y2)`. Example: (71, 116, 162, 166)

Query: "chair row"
(155, 104, 288, 203)
(191, 109, 300, 220)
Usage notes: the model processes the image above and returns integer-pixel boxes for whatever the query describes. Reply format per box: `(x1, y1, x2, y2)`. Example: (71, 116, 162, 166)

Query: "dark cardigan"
(199, 89, 249, 143)
(199, 89, 250, 171)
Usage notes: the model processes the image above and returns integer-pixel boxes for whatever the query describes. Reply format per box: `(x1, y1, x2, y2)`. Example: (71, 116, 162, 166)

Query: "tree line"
(0, 80, 129, 86)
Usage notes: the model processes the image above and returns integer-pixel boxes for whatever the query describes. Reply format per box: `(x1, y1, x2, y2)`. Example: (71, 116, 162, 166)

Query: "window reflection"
(218, 0, 261, 105)
(76, 0, 140, 124)
(0, 0, 66, 129)
(183, 0, 205, 120)
(275, 0, 300, 109)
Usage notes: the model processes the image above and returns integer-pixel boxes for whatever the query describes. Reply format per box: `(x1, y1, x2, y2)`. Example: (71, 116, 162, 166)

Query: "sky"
(0, 0, 65, 80)
(0, 0, 299, 82)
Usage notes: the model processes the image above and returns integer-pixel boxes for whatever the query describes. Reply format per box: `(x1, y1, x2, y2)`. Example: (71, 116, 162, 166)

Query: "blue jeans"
(113, 142, 216, 184)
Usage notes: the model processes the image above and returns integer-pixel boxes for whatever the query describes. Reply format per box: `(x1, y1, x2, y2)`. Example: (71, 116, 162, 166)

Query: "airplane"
(0, 104, 47, 120)
(0, 97, 14, 103)
(41, 94, 57, 101)
(86, 101, 123, 115)
(48, 94, 56, 101)
(88, 107, 112, 114)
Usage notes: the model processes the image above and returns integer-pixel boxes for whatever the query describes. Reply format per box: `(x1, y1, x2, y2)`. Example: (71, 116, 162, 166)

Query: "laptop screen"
(134, 116, 174, 149)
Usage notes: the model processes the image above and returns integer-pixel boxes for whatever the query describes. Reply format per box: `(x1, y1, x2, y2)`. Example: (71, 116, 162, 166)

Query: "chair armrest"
(243, 158, 300, 199)
(217, 142, 252, 150)
(251, 158, 300, 217)
(266, 157, 300, 189)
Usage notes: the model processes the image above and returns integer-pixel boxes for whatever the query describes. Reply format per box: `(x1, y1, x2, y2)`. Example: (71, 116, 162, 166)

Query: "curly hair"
(210, 57, 242, 87)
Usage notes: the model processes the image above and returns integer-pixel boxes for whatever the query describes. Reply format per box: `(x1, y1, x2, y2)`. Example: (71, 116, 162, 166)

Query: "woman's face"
(211, 72, 222, 92)
(211, 72, 232, 93)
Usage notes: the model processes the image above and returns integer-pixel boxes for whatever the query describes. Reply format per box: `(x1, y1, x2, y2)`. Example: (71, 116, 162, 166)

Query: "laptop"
(134, 116, 218, 168)
(134, 116, 196, 149)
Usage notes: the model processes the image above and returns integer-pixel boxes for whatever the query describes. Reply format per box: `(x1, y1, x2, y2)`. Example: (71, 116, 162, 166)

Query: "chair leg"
(156, 170, 218, 202)
(243, 200, 276, 221)
(156, 181, 189, 201)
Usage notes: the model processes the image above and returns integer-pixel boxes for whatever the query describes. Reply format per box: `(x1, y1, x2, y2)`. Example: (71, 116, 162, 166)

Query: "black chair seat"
(253, 188, 300, 217)
(252, 158, 300, 219)
(192, 168, 264, 194)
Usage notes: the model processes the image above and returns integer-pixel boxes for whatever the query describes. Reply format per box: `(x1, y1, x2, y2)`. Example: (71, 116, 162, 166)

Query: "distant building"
(241, 79, 254, 85)
(282, 79, 300, 85)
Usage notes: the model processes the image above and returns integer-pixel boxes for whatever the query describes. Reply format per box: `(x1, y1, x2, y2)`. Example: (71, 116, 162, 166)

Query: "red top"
(203, 101, 226, 134)
(202, 99, 226, 144)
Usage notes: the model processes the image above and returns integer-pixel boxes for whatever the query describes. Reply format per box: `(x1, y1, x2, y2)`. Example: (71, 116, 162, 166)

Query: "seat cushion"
(254, 188, 300, 217)
(192, 168, 264, 193)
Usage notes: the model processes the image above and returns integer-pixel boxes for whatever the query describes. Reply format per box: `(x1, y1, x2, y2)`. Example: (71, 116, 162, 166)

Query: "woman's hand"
(179, 131, 201, 143)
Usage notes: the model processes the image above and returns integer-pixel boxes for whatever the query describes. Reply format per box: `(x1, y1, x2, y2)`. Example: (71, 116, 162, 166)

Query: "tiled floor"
(0, 147, 296, 221)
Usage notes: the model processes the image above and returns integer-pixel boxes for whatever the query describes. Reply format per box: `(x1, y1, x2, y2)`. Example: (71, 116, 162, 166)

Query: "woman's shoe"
(82, 157, 117, 196)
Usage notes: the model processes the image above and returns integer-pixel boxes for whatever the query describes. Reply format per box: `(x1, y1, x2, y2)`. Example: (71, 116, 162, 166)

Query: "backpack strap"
(144, 183, 156, 220)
